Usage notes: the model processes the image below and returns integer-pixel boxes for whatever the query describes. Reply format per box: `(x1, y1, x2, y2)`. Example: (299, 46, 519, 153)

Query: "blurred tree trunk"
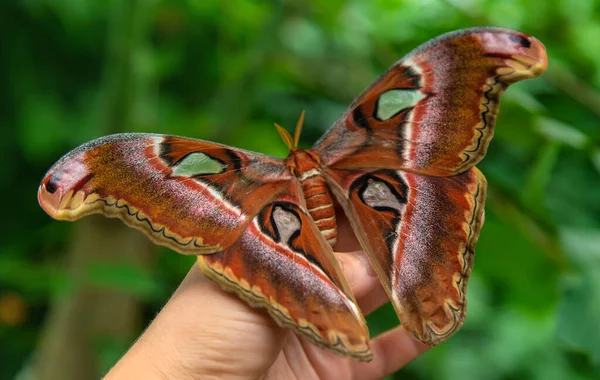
(33, 218, 154, 379)
(32, 1, 156, 379)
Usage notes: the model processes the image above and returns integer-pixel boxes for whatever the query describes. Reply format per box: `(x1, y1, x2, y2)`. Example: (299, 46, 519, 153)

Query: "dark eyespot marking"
(352, 107, 371, 131)
(223, 148, 242, 171)
(509, 34, 531, 48)
(45, 178, 58, 194)
(351, 170, 409, 212)
(403, 65, 422, 88)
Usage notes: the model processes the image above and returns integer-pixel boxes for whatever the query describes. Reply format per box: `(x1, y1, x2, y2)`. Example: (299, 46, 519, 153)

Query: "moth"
(38, 27, 547, 361)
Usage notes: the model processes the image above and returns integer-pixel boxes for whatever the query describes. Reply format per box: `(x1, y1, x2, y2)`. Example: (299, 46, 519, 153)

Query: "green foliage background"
(1, 0, 599, 379)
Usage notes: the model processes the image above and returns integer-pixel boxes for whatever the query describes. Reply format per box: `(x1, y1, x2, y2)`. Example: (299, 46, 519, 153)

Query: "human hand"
(105, 216, 430, 380)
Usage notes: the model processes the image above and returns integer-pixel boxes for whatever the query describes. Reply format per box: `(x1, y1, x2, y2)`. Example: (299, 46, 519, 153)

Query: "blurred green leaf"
(0, 253, 70, 299)
(557, 228, 600, 368)
(280, 18, 327, 59)
(523, 139, 561, 213)
(557, 271, 600, 368)
(535, 117, 590, 149)
(590, 148, 600, 175)
(85, 261, 162, 301)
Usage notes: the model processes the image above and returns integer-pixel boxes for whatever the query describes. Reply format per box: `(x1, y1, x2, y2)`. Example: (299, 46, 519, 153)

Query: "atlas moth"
(38, 27, 547, 361)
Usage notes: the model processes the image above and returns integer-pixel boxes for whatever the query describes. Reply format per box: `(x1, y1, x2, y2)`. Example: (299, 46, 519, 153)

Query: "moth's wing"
(315, 27, 546, 344)
(38, 133, 292, 254)
(324, 167, 486, 345)
(197, 180, 372, 360)
(313, 27, 547, 176)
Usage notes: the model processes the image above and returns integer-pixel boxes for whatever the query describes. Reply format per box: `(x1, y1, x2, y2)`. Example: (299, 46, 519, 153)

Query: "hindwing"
(197, 181, 371, 360)
(324, 167, 486, 344)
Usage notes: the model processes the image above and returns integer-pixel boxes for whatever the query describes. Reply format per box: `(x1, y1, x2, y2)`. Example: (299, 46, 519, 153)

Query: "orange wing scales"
(38, 133, 292, 254)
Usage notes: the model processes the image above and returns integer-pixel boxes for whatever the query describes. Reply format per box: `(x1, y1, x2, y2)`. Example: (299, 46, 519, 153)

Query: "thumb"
(106, 264, 287, 379)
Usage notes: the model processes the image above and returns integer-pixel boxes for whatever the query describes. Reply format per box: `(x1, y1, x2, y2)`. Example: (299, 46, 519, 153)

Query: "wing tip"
(38, 183, 60, 219)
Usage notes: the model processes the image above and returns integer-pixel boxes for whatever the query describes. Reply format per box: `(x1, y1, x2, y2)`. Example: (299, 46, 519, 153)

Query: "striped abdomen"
(300, 172, 337, 245)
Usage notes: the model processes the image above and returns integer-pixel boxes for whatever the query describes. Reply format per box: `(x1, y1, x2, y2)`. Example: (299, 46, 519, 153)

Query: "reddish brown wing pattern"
(325, 167, 486, 344)
(313, 28, 548, 176)
(38, 133, 292, 254)
(198, 181, 371, 360)
(317, 28, 547, 345)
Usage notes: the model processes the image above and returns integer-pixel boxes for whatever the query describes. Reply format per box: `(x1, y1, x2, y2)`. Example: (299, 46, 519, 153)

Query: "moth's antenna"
(274, 122, 294, 150)
(293, 110, 305, 148)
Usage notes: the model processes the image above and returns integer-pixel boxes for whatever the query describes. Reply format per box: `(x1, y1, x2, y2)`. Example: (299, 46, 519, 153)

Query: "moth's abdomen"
(300, 173, 337, 246)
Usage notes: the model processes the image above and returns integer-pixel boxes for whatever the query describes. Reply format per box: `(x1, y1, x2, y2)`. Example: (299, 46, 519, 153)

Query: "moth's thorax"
(285, 149, 337, 246)
(284, 148, 320, 177)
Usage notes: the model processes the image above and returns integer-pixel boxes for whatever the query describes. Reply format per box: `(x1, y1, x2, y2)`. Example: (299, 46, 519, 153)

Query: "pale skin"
(105, 213, 430, 380)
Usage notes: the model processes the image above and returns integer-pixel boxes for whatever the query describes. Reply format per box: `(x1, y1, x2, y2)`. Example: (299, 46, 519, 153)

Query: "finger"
(350, 326, 431, 380)
(334, 251, 389, 315)
(333, 206, 361, 252)
(162, 263, 286, 344)
(123, 265, 286, 379)
(168, 264, 275, 328)
(334, 210, 393, 316)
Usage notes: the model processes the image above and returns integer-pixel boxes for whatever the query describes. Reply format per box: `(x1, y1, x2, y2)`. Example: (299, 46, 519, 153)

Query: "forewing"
(324, 167, 486, 345)
(197, 180, 372, 360)
(313, 27, 547, 176)
(38, 133, 292, 254)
